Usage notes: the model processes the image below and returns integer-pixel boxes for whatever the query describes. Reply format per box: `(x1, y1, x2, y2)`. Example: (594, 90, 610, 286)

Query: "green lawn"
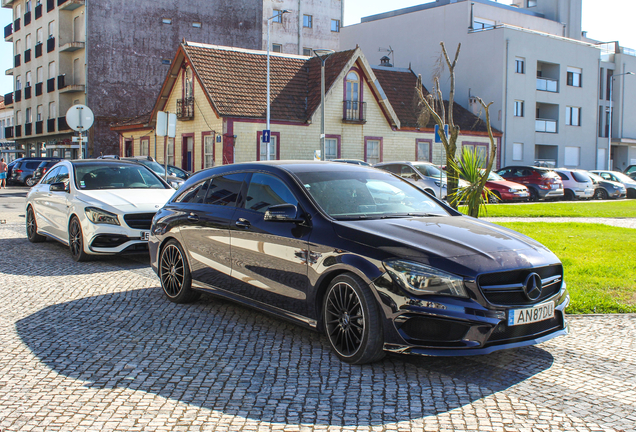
(496, 222, 636, 314)
(469, 199, 636, 218)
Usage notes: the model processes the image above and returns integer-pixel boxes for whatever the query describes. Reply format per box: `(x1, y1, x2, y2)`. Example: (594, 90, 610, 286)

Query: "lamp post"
(266, 9, 288, 161)
(607, 71, 633, 170)
(313, 49, 335, 161)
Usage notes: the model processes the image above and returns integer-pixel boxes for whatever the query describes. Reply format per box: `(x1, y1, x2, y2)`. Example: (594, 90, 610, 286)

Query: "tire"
(69, 216, 91, 262)
(26, 206, 46, 243)
(25, 176, 36, 187)
(159, 239, 201, 303)
(563, 189, 575, 201)
(488, 192, 500, 204)
(594, 188, 608, 200)
(628, 189, 636, 199)
(323, 273, 385, 364)
(528, 188, 539, 202)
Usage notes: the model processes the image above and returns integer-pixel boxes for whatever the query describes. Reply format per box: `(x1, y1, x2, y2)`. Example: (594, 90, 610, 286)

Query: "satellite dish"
(65, 105, 95, 132)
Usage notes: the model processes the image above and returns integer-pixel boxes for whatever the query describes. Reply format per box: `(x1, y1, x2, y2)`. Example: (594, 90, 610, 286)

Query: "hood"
(333, 215, 559, 276)
(77, 189, 176, 213)
(486, 180, 527, 190)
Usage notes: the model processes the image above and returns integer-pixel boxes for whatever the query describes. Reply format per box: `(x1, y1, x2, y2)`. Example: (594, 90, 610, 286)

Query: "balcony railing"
(47, 0, 55, 12)
(14, 89, 21, 102)
(47, 37, 55, 53)
(15, 125, 22, 138)
(35, 42, 42, 58)
(47, 118, 55, 133)
(4, 23, 12, 39)
(343, 100, 366, 123)
(58, 117, 70, 131)
(35, 4, 42, 19)
(36, 121, 43, 135)
(24, 11, 31, 26)
(536, 77, 558, 92)
(14, 54, 20, 67)
(25, 122, 32, 136)
(47, 77, 55, 92)
(24, 86, 32, 99)
(176, 97, 194, 120)
(535, 118, 558, 133)
(57, 74, 66, 89)
(4, 126, 14, 139)
(14, 18, 20, 32)
(24, 48, 31, 63)
(35, 82, 42, 96)
(4, 92, 13, 105)
(59, 41, 85, 52)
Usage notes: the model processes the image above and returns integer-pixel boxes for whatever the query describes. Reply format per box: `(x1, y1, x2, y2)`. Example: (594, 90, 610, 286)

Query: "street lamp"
(313, 49, 335, 161)
(266, 9, 289, 161)
(607, 71, 634, 170)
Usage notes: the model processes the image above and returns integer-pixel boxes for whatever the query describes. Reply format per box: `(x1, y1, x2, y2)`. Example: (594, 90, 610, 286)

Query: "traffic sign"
(72, 136, 87, 142)
(65, 105, 94, 132)
(262, 130, 271, 143)
(434, 124, 449, 143)
(157, 111, 177, 138)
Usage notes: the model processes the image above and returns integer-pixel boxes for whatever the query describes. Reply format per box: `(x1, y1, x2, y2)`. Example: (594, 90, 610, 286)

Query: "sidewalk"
(483, 216, 636, 229)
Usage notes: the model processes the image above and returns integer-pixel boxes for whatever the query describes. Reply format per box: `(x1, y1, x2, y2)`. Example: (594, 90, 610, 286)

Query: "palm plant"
(448, 147, 497, 218)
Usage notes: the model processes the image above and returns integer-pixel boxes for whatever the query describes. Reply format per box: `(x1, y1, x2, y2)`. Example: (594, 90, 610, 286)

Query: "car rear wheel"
(528, 188, 539, 202)
(25, 176, 36, 187)
(159, 239, 201, 303)
(69, 216, 91, 262)
(563, 189, 575, 201)
(26, 206, 46, 243)
(594, 188, 608, 200)
(323, 273, 385, 364)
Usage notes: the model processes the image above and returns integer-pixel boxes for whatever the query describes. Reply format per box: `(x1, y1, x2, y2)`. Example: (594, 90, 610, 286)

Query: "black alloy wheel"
(69, 216, 90, 262)
(594, 188, 608, 200)
(159, 239, 200, 303)
(323, 273, 384, 364)
(488, 192, 500, 204)
(26, 206, 46, 243)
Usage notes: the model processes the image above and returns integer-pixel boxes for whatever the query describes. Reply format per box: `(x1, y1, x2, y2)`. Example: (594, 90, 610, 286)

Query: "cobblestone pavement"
(0, 221, 635, 432)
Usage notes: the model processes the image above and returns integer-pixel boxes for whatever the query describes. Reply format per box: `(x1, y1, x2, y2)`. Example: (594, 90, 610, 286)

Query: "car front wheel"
(26, 206, 46, 243)
(159, 239, 201, 303)
(69, 216, 90, 262)
(323, 273, 385, 364)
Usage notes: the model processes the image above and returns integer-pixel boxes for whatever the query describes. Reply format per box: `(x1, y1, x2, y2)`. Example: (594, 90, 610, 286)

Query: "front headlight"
(383, 259, 469, 298)
(170, 181, 182, 190)
(85, 207, 120, 225)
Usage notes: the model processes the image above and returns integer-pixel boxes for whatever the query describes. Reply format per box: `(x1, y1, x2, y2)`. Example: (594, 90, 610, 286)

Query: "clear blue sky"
(1, 0, 634, 96)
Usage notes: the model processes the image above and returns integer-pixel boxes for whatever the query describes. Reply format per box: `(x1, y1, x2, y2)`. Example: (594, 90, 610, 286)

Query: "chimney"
(379, 56, 393, 67)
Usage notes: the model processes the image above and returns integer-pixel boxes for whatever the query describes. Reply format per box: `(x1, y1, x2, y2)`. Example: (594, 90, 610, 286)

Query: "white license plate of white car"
(141, 231, 150, 241)
(508, 301, 555, 326)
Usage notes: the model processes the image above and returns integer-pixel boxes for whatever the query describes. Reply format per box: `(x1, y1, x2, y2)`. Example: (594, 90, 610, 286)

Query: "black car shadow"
(16, 287, 554, 427)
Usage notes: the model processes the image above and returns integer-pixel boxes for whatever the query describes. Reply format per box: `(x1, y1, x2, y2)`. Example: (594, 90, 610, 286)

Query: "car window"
(26, 161, 41, 170)
(378, 164, 399, 174)
(571, 171, 590, 183)
(74, 162, 169, 190)
(245, 173, 298, 213)
(599, 172, 611, 180)
(176, 180, 209, 204)
(55, 166, 70, 185)
(204, 173, 246, 207)
(556, 172, 569, 181)
(40, 167, 60, 185)
(399, 165, 418, 180)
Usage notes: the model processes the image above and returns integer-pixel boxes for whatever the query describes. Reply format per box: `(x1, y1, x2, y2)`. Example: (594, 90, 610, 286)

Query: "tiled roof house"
(112, 42, 500, 170)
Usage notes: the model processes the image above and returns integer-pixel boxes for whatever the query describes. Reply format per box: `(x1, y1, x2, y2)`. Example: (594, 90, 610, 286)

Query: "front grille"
(488, 311, 563, 343)
(398, 316, 470, 342)
(123, 213, 155, 230)
(478, 265, 563, 306)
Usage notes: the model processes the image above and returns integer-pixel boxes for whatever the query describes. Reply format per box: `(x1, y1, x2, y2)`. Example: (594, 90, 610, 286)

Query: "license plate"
(518, 192, 529, 197)
(551, 184, 560, 189)
(141, 231, 150, 241)
(508, 301, 554, 326)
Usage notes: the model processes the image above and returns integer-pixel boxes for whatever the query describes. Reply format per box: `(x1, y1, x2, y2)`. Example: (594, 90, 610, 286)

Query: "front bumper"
(83, 219, 151, 255)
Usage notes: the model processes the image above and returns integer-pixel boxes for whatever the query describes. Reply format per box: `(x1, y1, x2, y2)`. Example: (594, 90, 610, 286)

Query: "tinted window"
(204, 173, 246, 207)
(26, 161, 40, 169)
(177, 180, 209, 204)
(245, 173, 298, 213)
(378, 164, 399, 174)
(556, 172, 569, 180)
(572, 171, 590, 183)
(55, 165, 70, 185)
(40, 167, 60, 185)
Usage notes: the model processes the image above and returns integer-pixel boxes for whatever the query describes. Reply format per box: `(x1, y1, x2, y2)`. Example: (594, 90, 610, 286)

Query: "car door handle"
(235, 218, 251, 229)
(187, 213, 199, 222)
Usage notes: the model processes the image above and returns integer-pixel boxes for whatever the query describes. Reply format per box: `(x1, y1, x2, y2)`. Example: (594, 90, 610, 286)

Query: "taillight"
(15, 169, 23, 174)
(42, 168, 48, 174)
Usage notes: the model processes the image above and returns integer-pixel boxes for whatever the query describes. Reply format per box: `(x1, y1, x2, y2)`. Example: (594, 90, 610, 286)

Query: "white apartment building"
(341, 0, 636, 171)
(0, 95, 16, 162)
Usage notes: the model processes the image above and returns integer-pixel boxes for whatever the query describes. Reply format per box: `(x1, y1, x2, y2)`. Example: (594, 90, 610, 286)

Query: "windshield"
(295, 169, 450, 220)
(136, 159, 167, 175)
(587, 172, 603, 182)
(412, 163, 444, 178)
(486, 171, 504, 181)
(74, 163, 169, 190)
(611, 171, 635, 183)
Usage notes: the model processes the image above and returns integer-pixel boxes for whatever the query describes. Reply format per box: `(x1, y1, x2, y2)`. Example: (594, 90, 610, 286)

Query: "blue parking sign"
(262, 130, 271, 143)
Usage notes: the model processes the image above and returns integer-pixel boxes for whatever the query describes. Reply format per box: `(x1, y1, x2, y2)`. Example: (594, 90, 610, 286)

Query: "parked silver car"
(374, 161, 450, 198)
(590, 170, 636, 198)
(552, 168, 594, 200)
(587, 172, 626, 199)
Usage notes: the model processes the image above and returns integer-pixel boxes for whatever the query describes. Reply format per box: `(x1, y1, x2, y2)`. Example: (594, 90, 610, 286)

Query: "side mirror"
(50, 182, 68, 192)
(264, 203, 304, 223)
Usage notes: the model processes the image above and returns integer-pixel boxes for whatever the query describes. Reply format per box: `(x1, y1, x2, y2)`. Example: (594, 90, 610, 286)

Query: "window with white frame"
(26, 33, 32, 49)
(36, 27, 42, 44)
(140, 138, 149, 156)
(16, 75, 22, 90)
(303, 14, 312, 28)
(166, 138, 175, 166)
(515, 57, 525, 74)
(514, 100, 524, 117)
(16, 111, 22, 125)
(260, 135, 277, 161)
(365, 140, 381, 164)
(272, 44, 282, 53)
(272, 9, 283, 23)
(26, 107, 32, 124)
(204, 134, 215, 168)
(36, 105, 42, 122)
(48, 21, 55, 38)
(36, 66, 43, 83)
(463, 143, 488, 167)
(567, 67, 582, 87)
(331, 19, 340, 32)
(564, 146, 580, 166)
(26, 71, 32, 87)
(325, 138, 338, 160)
(48, 101, 56, 118)
(565, 106, 581, 126)
(48, 61, 55, 78)
(512, 143, 523, 160)
(417, 140, 430, 161)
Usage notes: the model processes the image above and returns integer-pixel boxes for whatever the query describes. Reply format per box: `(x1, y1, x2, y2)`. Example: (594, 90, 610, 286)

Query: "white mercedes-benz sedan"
(25, 159, 176, 262)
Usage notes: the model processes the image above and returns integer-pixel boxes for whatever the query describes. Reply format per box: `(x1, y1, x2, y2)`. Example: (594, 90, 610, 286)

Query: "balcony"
(14, 89, 21, 102)
(5, 67, 13, 76)
(24, 48, 31, 63)
(4, 126, 14, 139)
(2, 0, 17, 7)
(58, 116, 70, 131)
(13, 18, 20, 32)
(24, 11, 31, 26)
(35, 42, 42, 58)
(4, 92, 13, 106)
(35, 4, 42, 19)
(15, 125, 22, 138)
(342, 101, 366, 123)
(536, 77, 558, 92)
(36, 121, 43, 135)
(24, 85, 31, 99)
(35, 82, 42, 96)
(47, 118, 55, 133)
(176, 97, 194, 120)
(46, 37, 55, 53)
(59, 41, 84, 52)
(14, 53, 20, 67)
(535, 118, 558, 133)
(59, 84, 85, 93)
(47, 77, 55, 92)
(4, 23, 12, 40)
(59, 0, 84, 10)
(47, 0, 54, 12)
(25, 122, 32, 136)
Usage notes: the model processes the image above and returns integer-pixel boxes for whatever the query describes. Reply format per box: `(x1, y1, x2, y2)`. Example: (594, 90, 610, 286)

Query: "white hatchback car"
(25, 159, 176, 261)
(552, 168, 595, 200)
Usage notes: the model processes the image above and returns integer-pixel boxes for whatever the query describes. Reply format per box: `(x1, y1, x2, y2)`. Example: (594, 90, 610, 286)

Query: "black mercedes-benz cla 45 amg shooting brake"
(149, 161, 569, 364)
